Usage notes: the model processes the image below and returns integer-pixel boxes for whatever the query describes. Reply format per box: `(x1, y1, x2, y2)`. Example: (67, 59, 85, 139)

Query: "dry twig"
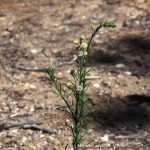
(0, 121, 55, 134)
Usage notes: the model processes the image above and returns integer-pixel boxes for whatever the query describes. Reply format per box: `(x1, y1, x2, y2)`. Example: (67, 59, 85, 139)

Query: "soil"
(0, 0, 150, 149)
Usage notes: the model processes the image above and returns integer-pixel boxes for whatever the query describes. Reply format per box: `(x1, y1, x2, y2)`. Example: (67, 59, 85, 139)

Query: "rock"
(137, 0, 146, 3)
(24, 83, 36, 89)
(11, 129, 18, 134)
(124, 71, 132, 76)
(17, 102, 26, 109)
(102, 81, 112, 87)
(0, 77, 5, 85)
(21, 137, 28, 143)
(30, 47, 43, 54)
(30, 48, 38, 54)
(115, 63, 125, 69)
(93, 83, 100, 88)
(29, 106, 35, 112)
(117, 74, 124, 78)
(100, 134, 109, 142)
(39, 133, 45, 138)
(57, 72, 63, 78)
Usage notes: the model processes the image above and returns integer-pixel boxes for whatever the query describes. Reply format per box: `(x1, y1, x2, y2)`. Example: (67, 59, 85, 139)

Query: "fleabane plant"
(46, 21, 116, 150)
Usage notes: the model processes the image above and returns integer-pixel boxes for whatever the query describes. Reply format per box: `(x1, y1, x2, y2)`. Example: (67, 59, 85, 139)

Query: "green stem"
(46, 21, 116, 150)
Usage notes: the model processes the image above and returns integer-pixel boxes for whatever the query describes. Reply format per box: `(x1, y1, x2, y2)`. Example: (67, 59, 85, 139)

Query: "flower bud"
(46, 66, 55, 78)
(80, 35, 86, 40)
(74, 39, 80, 44)
(66, 82, 73, 89)
(81, 42, 88, 49)
(70, 69, 77, 77)
(83, 51, 88, 56)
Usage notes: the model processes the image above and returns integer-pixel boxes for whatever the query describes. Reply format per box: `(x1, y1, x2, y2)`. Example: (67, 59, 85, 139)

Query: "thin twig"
(114, 134, 148, 140)
(0, 121, 55, 134)
(86, 76, 101, 80)
(9, 113, 32, 118)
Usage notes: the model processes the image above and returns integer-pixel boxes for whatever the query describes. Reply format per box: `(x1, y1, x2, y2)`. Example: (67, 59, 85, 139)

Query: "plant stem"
(46, 21, 116, 150)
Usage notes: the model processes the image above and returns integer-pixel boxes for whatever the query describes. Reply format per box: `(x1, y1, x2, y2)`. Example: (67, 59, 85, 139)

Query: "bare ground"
(0, 0, 150, 149)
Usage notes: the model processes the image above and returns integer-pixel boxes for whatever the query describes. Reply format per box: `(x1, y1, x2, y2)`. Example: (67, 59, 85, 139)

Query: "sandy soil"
(0, 0, 150, 149)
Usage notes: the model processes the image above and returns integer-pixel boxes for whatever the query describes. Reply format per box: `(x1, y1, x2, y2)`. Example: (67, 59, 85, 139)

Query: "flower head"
(83, 51, 88, 56)
(73, 55, 78, 61)
(78, 51, 84, 57)
(81, 42, 88, 49)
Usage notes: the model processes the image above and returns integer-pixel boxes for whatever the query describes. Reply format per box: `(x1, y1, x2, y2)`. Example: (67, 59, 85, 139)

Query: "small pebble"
(21, 137, 28, 143)
(2, 31, 10, 36)
(117, 74, 124, 78)
(30, 48, 38, 54)
(65, 119, 71, 124)
(115, 63, 125, 69)
(103, 81, 112, 87)
(49, 135, 55, 141)
(124, 71, 132, 76)
(11, 129, 18, 133)
(93, 83, 100, 88)
(17, 102, 26, 109)
(25, 83, 36, 89)
(135, 20, 140, 25)
(137, 0, 146, 3)
(30, 106, 35, 112)
(39, 134, 45, 138)
(100, 134, 109, 142)
(57, 72, 63, 78)
(28, 130, 33, 135)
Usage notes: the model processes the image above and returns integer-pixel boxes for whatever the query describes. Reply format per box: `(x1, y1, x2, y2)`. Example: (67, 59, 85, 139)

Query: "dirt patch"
(0, 0, 150, 149)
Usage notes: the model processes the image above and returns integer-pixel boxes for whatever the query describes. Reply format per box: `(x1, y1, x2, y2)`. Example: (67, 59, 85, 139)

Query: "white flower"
(73, 55, 78, 61)
(78, 51, 84, 57)
(83, 51, 88, 56)
(81, 42, 88, 49)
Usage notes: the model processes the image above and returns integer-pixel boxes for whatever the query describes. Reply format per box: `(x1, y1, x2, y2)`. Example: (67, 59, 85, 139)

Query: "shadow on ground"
(89, 35, 150, 76)
(86, 94, 150, 131)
